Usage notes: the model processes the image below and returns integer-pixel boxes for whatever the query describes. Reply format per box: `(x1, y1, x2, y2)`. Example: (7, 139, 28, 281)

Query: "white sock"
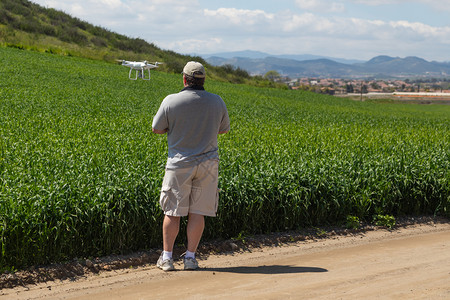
(185, 250, 195, 259)
(162, 251, 172, 261)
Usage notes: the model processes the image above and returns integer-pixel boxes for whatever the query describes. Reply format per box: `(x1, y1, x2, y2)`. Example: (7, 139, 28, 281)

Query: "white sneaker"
(183, 257, 199, 270)
(157, 254, 175, 271)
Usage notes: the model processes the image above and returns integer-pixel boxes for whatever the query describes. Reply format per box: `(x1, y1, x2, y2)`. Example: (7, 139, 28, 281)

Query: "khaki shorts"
(159, 159, 219, 217)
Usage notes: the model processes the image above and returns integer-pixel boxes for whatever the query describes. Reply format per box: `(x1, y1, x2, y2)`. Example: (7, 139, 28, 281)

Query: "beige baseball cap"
(182, 61, 206, 78)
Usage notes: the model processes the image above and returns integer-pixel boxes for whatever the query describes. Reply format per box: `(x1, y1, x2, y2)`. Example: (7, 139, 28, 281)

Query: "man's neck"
(181, 85, 205, 91)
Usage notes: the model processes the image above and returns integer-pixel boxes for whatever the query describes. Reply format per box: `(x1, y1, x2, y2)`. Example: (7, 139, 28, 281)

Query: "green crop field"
(1, 46, 449, 270)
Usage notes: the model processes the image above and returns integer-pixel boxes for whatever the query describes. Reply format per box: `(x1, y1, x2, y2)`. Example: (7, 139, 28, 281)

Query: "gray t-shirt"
(152, 87, 230, 169)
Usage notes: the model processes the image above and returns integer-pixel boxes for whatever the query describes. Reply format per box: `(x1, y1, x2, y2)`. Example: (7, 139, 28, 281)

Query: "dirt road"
(2, 222, 449, 300)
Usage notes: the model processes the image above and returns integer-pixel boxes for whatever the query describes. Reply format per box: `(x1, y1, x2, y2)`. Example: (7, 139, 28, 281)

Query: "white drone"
(119, 60, 163, 80)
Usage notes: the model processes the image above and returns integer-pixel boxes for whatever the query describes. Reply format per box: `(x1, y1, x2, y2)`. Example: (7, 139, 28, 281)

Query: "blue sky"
(31, 0, 450, 62)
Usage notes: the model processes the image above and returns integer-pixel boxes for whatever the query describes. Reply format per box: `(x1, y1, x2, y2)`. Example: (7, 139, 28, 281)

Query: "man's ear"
(183, 74, 188, 87)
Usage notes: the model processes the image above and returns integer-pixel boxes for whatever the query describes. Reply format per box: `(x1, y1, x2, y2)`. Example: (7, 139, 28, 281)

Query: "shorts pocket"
(160, 186, 177, 213)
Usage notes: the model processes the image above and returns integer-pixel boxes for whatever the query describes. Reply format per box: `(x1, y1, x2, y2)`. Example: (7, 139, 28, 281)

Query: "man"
(152, 61, 230, 271)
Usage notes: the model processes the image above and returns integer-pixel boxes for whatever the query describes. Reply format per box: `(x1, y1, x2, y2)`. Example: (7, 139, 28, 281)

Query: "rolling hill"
(1, 0, 449, 81)
(0, 0, 260, 85)
(205, 53, 450, 79)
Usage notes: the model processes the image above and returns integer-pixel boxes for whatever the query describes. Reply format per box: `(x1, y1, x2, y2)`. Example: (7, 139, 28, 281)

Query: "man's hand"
(152, 128, 168, 134)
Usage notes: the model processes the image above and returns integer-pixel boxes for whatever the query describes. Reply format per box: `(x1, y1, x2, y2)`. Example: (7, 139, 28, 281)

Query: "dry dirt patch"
(1, 217, 449, 299)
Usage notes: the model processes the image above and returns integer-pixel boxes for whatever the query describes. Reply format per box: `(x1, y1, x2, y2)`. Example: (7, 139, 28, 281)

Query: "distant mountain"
(204, 52, 450, 79)
(203, 50, 270, 59)
(4, 0, 448, 81)
(205, 55, 361, 78)
(275, 54, 363, 65)
(203, 51, 363, 65)
(356, 56, 450, 75)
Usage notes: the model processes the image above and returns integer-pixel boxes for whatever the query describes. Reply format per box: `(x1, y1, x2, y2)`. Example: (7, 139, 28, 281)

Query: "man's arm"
(218, 106, 230, 135)
(152, 128, 167, 134)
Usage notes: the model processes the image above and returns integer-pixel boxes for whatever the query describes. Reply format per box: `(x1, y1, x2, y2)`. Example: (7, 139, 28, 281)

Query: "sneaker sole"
(184, 262, 199, 270)
(159, 266, 175, 271)
(157, 259, 175, 271)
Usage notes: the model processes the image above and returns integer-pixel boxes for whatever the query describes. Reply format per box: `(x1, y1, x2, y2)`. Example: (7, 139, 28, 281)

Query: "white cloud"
(36, 0, 195, 24)
(186, 5, 449, 58)
(349, 0, 450, 11)
(349, 0, 406, 4)
(165, 37, 224, 54)
(29, 0, 450, 61)
(204, 8, 274, 26)
(165, 7, 450, 58)
(98, 0, 122, 9)
(295, 0, 345, 12)
(389, 20, 450, 41)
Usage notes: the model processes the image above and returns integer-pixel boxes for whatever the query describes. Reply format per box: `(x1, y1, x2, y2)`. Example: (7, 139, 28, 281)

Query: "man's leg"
(157, 215, 180, 271)
(163, 215, 181, 252)
(186, 213, 204, 253)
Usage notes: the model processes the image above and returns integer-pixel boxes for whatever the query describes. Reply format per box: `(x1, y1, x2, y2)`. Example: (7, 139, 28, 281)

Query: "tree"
(361, 84, 368, 94)
(370, 82, 380, 90)
(346, 83, 354, 93)
(264, 70, 281, 82)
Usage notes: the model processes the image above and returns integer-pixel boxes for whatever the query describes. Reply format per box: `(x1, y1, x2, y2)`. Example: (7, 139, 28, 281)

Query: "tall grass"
(1, 47, 449, 270)
(208, 85, 449, 237)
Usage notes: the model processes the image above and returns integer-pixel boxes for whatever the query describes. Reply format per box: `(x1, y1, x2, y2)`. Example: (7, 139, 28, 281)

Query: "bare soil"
(1, 217, 449, 300)
(341, 94, 450, 105)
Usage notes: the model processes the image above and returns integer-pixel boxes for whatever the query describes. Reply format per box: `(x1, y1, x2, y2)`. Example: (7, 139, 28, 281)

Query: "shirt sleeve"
(219, 102, 230, 133)
(152, 99, 169, 132)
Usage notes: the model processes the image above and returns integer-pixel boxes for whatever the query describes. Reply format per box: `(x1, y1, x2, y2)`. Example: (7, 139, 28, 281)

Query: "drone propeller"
(141, 61, 162, 65)
(116, 59, 129, 65)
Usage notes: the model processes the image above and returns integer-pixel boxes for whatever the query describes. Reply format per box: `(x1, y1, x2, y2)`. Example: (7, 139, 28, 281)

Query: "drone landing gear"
(129, 69, 151, 80)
